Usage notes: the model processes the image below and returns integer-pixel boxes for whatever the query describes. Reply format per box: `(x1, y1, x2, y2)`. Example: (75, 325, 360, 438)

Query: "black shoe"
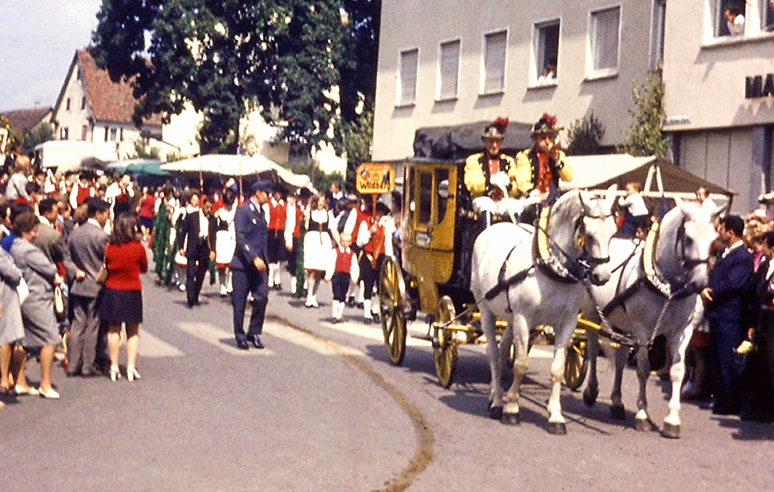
(236, 339, 250, 350)
(346, 297, 356, 308)
(247, 335, 264, 350)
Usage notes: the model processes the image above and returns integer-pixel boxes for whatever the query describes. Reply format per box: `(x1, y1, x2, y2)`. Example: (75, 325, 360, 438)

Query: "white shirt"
(728, 14, 745, 35)
(618, 193, 649, 216)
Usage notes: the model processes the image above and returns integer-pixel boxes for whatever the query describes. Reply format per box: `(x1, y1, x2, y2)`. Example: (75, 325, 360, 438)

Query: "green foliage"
(339, 107, 372, 188)
(91, 0, 344, 156)
(618, 70, 668, 157)
(129, 139, 161, 160)
(565, 112, 606, 155)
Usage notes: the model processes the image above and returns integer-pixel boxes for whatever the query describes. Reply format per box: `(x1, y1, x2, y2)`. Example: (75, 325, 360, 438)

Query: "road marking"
(175, 321, 275, 356)
(138, 328, 185, 358)
(269, 323, 360, 356)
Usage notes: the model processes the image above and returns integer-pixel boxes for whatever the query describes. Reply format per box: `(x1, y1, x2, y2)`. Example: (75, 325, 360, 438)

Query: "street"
(2, 267, 774, 491)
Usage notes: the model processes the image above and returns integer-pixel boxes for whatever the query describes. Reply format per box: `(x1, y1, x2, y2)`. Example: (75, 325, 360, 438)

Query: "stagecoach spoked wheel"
(433, 296, 458, 388)
(379, 256, 407, 365)
(564, 338, 588, 391)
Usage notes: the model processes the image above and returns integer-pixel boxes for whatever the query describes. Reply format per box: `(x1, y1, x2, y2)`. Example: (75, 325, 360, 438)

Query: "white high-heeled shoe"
(109, 366, 121, 382)
(126, 367, 141, 382)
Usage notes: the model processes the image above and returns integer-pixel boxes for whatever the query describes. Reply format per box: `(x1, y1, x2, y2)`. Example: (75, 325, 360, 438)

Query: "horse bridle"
(674, 217, 711, 272)
(572, 195, 614, 279)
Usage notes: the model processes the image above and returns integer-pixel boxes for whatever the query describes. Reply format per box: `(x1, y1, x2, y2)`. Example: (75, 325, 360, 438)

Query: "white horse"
(581, 201, 718, 438)
(471, 186, 617, 434)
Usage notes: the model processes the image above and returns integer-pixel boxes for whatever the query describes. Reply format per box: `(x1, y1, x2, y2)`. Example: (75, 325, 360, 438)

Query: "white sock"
(268, 264, 275, 286)
(337, 301, 346, 319)
(363, 299, 371, 319)
(332, 300, 339, 319)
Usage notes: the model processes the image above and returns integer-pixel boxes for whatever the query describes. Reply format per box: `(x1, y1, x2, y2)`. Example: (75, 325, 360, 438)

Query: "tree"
(565, 112, 605, 155)
(618, 69, 668, 157)
(91, 0, 343, 155)
(20, 122, 54, 156)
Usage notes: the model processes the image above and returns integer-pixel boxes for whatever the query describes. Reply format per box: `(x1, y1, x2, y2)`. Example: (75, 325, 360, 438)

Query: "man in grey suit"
(33, 198, 65, 268)
(64, 198, 110, 376)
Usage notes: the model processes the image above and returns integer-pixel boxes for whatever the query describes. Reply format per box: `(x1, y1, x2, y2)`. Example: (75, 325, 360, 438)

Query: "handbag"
(16, 277, 29, 304)
(54, 285, 66, 322)
(95, 258, 108, 285)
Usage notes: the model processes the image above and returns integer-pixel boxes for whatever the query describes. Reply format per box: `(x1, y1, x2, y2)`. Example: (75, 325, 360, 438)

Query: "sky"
(0, 0, 103, 112)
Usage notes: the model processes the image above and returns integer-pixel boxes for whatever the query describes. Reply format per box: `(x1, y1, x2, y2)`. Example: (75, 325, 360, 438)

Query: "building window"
(61, 127, 69, 140)
(120, 128, 124, 142)
(397, 48, 419, 106)
(482, 30, 507, 94)
(81, 97, 86, 110)
(534, 21, 560, 84)
(66, 98, 71, 111)
(105, 127, 109, 142)
(716, 0, 745, 36)
(437, 39, 461, 100)
(110, 128, 118, 142)
(764, 0, 774, 32)
(590, 6, 621, 75)
(649, 0, 666, 70)
(81, 126, 87, 141)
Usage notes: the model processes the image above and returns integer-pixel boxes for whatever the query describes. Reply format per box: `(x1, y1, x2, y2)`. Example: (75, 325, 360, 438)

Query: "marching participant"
(356, 201, 394, 323)
(285, 187, 312, 298)
(326, 233, 359, 323)
(264, 184, 287, 290)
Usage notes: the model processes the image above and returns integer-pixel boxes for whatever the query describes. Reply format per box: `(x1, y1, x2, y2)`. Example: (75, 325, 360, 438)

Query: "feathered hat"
(481, 117, 509, 140)
(530, 113, 562, 137)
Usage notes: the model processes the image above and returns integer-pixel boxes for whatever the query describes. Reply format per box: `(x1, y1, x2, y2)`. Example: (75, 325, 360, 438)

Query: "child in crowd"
(326, 233, 359, 323)
(616, 181, 649, 239)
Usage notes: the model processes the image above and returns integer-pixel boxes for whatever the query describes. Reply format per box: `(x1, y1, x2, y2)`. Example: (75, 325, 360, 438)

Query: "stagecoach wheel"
(433, 296, 458, 388)
(379, 256, 407, 365)
(564, 338, 588, 391)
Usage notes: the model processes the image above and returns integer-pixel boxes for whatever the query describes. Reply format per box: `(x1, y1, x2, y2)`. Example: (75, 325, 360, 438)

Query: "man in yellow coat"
(464, 117, 519, 199)
(515, 113, 573, 223)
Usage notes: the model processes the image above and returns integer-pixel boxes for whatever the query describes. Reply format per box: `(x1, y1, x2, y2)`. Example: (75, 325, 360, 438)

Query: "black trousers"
(708, 317, 742, 410)
(232, 267, 269, 342)
(359, 254, 384, 301)
(186, 246, 210, 306)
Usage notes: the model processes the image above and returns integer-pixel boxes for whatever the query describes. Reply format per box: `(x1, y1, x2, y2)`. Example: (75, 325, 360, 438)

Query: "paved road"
(2, 265, 774, 491)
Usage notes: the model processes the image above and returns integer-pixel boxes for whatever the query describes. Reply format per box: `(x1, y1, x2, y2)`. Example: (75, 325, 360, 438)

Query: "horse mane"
(547, 190, 584, 259)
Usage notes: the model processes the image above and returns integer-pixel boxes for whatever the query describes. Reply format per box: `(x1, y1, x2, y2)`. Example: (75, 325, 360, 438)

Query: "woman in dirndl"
(214, 189, 237, 296)
(303, 194, 333, 307)
(100, 214, 148, 382)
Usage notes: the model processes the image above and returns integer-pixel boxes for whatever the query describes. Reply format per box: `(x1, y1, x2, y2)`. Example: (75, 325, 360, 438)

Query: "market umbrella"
(160, 154, 312, 190)
(107, 158, 169, 176)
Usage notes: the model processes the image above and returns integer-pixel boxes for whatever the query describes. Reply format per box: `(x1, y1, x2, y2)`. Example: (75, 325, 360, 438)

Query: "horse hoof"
(660, 423, 680, 439)
(583, 388, 598, 407)
(547, 422, 567, 435)
(501, 412, 520, 426)
(634, 418, 654, 432)
(489, 406, 503, 420)
(610, 405, 626, 420)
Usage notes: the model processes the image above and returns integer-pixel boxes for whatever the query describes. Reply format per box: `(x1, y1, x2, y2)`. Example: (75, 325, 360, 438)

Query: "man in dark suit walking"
(231, 181, 271, 350)
(64, 198, 110, 376)
(177, 193, 217, 308)
(701, 215, 754, 415)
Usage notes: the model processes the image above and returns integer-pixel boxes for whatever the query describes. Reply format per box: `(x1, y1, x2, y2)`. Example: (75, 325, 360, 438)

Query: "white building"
(662, 0, 774, 213)
(372, 0, 667, 161)
(52, 50, 165, 162)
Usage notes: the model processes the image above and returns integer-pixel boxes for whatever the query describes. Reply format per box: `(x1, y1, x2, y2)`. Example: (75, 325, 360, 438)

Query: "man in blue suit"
(231, 181, 271, 350)
(700, 215, 754, 415)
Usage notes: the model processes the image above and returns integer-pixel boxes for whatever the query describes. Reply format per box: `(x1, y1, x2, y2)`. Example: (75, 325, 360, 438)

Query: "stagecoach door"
(403, 162, 457, 313)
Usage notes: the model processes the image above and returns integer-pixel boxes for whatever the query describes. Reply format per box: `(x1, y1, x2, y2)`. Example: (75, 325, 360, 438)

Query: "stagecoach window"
(418, 172, 433, 224)
(406, 167, 415, 221)
(435, 169, 450, 225)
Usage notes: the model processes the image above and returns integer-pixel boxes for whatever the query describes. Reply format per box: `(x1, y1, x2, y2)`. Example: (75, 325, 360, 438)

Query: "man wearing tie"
(231, 181, 271, 350)
(177, 193, 217, 308)
(700, 215, 754, 415)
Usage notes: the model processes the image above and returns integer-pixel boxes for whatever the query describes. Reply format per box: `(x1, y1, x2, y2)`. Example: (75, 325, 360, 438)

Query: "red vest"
(353, 208, 371, 238)
(363, 218, 386, 256)
(76, 183, 93, 205)
(293, 205, 304, 239)
(268, 199, 287, 231)
(334, 247, 355, 273)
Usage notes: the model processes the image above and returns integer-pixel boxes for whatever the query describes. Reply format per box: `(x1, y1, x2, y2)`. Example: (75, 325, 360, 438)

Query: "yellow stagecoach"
(376, 158, 592, 388)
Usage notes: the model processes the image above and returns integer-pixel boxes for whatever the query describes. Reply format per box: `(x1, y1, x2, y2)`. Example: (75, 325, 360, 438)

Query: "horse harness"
(483, 198, 612, 314)
(588, 215, 711, 349)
